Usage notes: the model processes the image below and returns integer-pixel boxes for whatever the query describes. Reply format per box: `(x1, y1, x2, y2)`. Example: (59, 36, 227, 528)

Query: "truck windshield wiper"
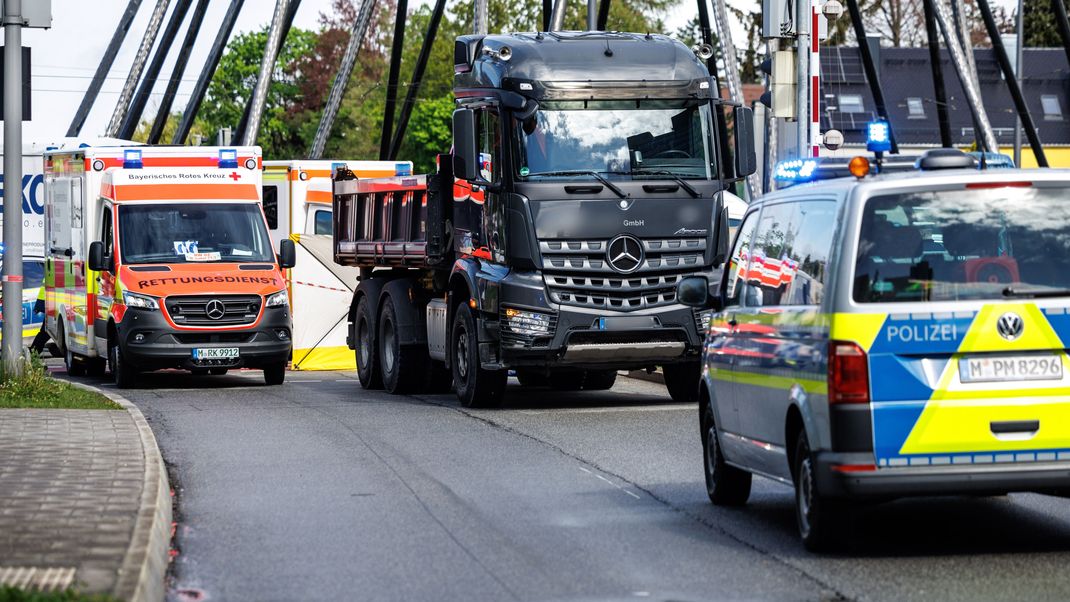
(631, 170, 700, 198)
(1002, 287, 1070, 299)
(525, 170, 627, 199)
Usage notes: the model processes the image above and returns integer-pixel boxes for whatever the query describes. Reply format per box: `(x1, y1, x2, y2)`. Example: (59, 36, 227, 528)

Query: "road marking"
(578, 466, 642, 500)
(517, 403, 694, 415)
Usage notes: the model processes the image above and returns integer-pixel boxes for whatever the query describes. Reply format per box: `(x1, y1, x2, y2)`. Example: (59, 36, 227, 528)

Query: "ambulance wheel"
(355, 296, 382, 390)
(109, 341, 137, 390)
(379, 297, 427, 395)
(702, 402, 751, 506)
(451, 303, 506, 408)
(793, 430, 847, 553)
(264, 363, 286, 386)
(663, 361, 701, 403)
(209, 368, 228, 376)
(583, 370, 617, 391)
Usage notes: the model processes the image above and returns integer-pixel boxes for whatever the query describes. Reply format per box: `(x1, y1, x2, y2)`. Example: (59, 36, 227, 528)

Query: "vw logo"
(205, 299, 226, 321)
(606, 234, 644, 274)
(996, 312, 1024, 341)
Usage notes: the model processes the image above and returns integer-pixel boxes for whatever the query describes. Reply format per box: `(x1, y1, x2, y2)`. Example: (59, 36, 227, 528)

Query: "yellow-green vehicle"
(678, 150, 1070, 551)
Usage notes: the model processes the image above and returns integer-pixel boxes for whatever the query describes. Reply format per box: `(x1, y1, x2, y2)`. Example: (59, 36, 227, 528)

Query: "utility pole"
(474, 0, 488, 35)
(795, 0, 810, 159)
(2, 0, 23, 374)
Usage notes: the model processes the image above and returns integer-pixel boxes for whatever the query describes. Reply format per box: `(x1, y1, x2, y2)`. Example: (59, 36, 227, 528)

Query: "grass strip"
(0, 356, 119, 410)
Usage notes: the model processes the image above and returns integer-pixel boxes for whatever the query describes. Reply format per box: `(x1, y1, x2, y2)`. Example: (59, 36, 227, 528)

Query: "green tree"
(197, 27, 318, 158)
(1024, 0, 1065, 46)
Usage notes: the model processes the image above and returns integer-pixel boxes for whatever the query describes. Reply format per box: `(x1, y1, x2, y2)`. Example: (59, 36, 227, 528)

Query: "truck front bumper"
(815, 451, 1070, 498)
(117, 307, 292, 371)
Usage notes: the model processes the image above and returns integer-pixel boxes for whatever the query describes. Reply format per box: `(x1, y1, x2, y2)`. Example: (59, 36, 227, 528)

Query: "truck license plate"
(959, 354, 1063, 383)
(192, 348, 239, 360)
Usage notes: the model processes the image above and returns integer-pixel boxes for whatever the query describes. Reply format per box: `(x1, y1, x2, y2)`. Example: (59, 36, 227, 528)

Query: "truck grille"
(164, 295, 261, 326)
(540, 238, 706, 311)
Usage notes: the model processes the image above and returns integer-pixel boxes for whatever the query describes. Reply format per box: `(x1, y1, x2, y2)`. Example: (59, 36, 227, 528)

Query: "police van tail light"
(828, 341, 869, 404)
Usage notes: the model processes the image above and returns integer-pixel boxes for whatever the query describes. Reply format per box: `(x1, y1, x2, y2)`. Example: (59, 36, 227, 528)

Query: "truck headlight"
(266, 290, 289, 309)
(695, 309, 713, 333)
(124, 291, 158, 310)
(503, 307, 552, 337)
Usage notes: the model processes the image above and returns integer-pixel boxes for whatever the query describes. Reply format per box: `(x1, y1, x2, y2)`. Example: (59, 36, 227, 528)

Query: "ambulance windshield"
(854, 186, 1070, 303)
(118, 203, 274, 265)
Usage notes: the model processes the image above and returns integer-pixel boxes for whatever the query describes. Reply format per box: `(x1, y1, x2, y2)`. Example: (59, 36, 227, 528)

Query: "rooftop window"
(906, 97, 925, 119)
(838, 94, 865, 114)
(1041, 94, 1063, 121)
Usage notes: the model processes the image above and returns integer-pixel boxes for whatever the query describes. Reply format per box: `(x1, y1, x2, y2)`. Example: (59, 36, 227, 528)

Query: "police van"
(678, 148, 1070, 551)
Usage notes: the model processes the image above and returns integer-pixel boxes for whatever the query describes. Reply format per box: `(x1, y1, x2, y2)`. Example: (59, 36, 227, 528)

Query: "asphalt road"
(63, 367, 1070, 602)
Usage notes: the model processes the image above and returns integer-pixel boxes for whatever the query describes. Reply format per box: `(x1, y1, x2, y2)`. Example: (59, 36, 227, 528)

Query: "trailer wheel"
(583, 370, 617, 391)
(663, 361, 701, 403)
(451, 303, 506, 408)
(379, 297, 427, 394)
(109, 339, 137, 389)
(354, 296, 382, 390)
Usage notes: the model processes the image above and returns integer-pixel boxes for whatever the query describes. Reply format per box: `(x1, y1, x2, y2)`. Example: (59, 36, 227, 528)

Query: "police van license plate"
(192, 348, 239, 360)
(959, 354, 1063, 383)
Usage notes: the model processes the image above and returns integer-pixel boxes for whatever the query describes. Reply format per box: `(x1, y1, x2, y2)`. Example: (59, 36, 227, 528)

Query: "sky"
(7, 0, 697, 146)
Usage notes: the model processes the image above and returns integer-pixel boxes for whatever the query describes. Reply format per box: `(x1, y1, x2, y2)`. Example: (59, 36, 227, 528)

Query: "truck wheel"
(109, 340, 137, 390)
(354, 296, 382, 390)
(451, 303, 506, 408)
(379, 297, 427, 394)
(583, 370, 617, 391)
(516, 369, 548, 387)
(264, 363, 286, 386)
(702, 403, 751, 506)
(663, 361, 701, 403)
(549, 369, 586, 390)
(793, 430, 847, 552)
(60, 324, 87, 378)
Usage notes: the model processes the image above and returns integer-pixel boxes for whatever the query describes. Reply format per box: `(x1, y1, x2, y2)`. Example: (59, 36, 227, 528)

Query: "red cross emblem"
(229, 171, 240, 181)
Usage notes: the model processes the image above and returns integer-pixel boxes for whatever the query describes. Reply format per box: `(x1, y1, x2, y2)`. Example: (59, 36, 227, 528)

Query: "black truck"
(333, 30, 756, 407)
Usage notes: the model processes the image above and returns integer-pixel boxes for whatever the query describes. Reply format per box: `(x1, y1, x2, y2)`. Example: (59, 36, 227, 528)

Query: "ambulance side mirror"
(88, 241, 111, 273)
(278, 239, 296, 269)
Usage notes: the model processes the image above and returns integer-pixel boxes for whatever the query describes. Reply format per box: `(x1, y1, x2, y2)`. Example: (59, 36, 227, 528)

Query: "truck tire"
(451, 303, 506, 408)
(264, 363, 286, 386)
(109, 339, 137, 389)
(379, 297, 427, 394)
(702, 402, 751, 506)
(583, 370, 617, 391)
(354, 296, 382, 390)
(793, 430, 847, 552)
(663, 361, 701, 403)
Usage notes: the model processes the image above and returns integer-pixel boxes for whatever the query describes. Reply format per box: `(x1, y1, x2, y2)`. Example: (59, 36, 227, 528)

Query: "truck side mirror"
(88, 241, 110, 272)
(278, 239, 296, 269)
(452, 108, 479, 181)
(733, 106, 757, 178)
(713, 204, 730, 266)
(678, 276, 726, 312)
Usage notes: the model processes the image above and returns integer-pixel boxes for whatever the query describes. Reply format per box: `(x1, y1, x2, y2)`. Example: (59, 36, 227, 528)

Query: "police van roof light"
(773, 159, 818, 183)
(218, 149, 238, 169)
(123, 149, 143, 169)
(395, 163, 412, 176)
(866, 120, 892, 153)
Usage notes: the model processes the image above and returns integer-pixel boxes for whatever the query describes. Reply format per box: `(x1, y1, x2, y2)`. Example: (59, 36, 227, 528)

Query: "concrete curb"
(69, 382, 171, 602)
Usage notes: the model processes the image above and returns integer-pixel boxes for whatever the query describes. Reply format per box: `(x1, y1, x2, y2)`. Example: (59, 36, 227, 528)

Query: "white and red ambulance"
(43, 146, 295, 387)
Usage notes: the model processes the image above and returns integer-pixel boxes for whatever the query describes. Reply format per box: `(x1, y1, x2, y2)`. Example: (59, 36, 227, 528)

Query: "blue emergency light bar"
(867, 120, 892, 153)
(395, 163, 412, 176)
(773, 159, 819, 183)
(218, 149, 238, 169)
(123, 149, 143, 169)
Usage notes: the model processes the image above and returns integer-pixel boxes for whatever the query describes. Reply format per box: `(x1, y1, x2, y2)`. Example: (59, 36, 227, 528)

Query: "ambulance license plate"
(959, 354, 1063, 383)
(192, 348, 239, 360)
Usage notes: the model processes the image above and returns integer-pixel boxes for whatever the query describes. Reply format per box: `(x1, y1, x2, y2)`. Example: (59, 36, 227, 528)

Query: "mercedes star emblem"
(205, 299, 226, 321)
(606, 235, 644, 274)
(996, 312, 1024, 341)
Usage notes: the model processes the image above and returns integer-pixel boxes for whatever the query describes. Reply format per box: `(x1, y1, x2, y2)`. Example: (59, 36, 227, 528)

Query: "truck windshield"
(853, 186, 1070, 303)
(517, 99, 715, 180)
(118, 203, 275, 265)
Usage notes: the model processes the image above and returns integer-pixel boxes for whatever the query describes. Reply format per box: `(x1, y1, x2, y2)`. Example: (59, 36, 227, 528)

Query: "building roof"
(820, 46, 1070, 146)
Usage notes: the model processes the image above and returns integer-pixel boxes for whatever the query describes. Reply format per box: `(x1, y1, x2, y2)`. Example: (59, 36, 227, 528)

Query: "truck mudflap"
(834, 303, 1070, 469)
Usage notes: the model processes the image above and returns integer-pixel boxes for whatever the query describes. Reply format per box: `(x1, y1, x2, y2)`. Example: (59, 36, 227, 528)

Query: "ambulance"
(261, 160, 411, 371)
(43, 146, 296, 387)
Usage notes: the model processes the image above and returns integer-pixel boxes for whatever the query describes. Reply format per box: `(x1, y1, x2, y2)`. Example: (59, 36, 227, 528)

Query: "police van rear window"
(853, 186, 1070, 303)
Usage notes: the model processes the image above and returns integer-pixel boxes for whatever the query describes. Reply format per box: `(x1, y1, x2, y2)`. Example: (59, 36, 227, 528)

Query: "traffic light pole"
(3, 0, 23, 374)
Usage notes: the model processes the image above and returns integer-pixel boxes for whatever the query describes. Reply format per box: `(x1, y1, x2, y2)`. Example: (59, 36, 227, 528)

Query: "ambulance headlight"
(266, 290, 289, 309)
(124, 291, 158, 310)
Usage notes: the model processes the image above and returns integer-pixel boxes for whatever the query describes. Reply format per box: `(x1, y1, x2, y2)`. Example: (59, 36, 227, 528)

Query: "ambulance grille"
(165, 295, 262, 326)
